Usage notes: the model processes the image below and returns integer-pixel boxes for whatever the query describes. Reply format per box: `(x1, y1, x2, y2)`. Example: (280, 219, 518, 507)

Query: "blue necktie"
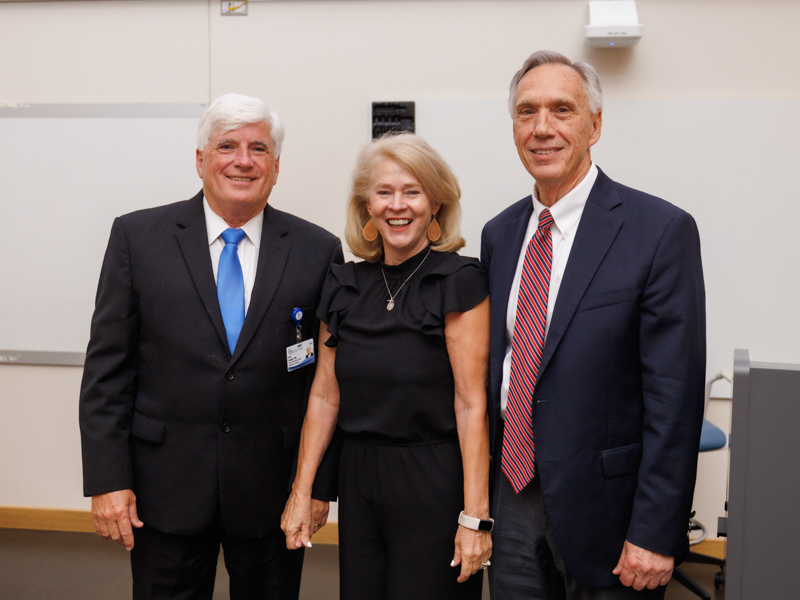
(218, 228, 247, 353)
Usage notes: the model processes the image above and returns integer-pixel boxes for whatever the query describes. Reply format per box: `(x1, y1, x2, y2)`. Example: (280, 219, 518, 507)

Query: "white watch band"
(458, 510, 494, 532)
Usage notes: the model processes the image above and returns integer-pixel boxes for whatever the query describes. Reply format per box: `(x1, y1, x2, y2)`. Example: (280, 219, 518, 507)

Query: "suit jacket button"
(222, 423, 232, 433)
(225, 371, 235, 381)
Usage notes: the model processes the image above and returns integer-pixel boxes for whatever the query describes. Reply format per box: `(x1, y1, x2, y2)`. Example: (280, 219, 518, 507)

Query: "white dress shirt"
(203, 197, 262, 314)
(500, 164, 598, 417)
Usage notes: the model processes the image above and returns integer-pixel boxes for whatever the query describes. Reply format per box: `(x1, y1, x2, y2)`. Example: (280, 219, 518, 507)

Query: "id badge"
(286, 338, 315, 372)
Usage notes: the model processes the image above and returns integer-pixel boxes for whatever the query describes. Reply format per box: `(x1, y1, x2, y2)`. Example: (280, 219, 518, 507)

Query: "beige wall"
(1, 0, 797, 529)
(0, 365, 85, 508)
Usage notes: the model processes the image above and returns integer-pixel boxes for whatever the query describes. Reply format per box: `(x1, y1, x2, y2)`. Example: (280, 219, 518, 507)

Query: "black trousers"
(130, 509, 304, 600)
(490, 442, 666, 600)
(338, 436, 483, 600)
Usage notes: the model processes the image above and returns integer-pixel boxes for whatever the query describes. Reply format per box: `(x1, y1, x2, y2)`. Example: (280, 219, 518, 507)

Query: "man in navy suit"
(80, 94, 341, 599)
(482, 51, 706, 599)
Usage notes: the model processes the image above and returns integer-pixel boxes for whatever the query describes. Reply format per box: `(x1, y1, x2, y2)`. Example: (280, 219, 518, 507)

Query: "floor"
(0, 529, 722, 599)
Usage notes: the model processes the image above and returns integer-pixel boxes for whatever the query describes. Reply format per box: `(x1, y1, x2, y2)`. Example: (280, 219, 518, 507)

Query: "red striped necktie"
(502, 208, 554, 493)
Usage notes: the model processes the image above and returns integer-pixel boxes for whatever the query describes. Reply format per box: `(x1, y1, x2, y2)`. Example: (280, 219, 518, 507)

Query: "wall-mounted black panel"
(372, 102, 415, 139)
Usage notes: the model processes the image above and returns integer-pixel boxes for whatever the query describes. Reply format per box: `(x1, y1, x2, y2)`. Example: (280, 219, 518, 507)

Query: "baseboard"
(0, 506, 340, 544)
(692, 538, 726, 559)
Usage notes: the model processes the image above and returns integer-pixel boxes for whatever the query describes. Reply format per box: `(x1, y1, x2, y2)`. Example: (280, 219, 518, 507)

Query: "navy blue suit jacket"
(481, 168, 706, 587)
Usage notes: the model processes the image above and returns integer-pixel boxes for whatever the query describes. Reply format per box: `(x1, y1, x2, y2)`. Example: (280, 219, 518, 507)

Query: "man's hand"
(612, 540, 674, 590)
(91, 489, 144, 551)
(311, 499, 329, 534)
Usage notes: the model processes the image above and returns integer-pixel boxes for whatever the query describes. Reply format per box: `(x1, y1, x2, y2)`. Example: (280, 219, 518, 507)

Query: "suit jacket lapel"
(537, 170, 623, 380)
(494, 197, 534, 317)
(490, 197, 534, 405)
(230, 204, 290, 365)
(175, 192, 230, 351)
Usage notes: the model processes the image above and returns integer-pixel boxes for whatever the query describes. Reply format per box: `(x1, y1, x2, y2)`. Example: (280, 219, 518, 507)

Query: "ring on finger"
(480, 560, 491, 570)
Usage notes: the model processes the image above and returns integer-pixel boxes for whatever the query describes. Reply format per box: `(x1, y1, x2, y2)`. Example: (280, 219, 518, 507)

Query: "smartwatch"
(458, 511, 494, 532)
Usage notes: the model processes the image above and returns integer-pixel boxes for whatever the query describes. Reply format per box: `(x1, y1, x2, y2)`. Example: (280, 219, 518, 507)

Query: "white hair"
(197, 93, 285, 156)
(508, 50, 603, 117)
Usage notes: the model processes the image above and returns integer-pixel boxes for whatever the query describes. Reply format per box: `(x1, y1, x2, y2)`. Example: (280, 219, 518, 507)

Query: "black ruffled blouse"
(317, 247, 488, 444)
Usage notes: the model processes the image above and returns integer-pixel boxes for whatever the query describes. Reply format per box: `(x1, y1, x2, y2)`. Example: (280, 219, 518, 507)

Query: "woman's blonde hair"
(345, 133, 465, 262)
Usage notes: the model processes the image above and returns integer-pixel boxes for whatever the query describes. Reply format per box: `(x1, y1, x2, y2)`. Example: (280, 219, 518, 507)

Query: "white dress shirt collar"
(531, 163, 598, 238)
(202, 197, 263, 249)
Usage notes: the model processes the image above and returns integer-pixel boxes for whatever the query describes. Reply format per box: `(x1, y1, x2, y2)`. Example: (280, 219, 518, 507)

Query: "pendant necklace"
(381, 247, 432, 311)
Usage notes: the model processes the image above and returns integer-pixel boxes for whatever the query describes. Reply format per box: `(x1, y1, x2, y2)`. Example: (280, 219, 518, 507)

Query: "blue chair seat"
(699, 418, 727, 452)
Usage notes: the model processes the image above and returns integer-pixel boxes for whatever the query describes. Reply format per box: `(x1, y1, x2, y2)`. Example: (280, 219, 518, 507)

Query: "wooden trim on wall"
(0, 506, 340, 544)
(0, 506, 722, 553)
(692, 538, 726, 560)
(0, 507, 95, 533)
(311, 522, 339, 545)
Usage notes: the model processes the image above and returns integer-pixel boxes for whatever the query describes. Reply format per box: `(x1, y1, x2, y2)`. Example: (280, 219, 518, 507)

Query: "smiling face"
(368, 158, 440, 265)
(196, 121, 280, 227)
(512, 63, 602, 206)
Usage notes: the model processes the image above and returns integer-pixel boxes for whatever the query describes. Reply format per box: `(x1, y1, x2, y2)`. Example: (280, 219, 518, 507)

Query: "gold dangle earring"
(427, 215, 441, 242)
(363, 218, 378, 242)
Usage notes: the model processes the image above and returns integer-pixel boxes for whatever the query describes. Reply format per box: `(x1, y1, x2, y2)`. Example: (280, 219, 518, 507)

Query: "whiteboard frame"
(0, 103, 206, 118)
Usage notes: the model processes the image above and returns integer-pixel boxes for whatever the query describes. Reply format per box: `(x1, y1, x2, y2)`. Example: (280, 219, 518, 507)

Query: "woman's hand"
(281, 322, 341, 551)
(451, 525, 492, 582)
(281, 491, 314, 549)
(445, 299, 492, 582)
(311, 499, 330, 533)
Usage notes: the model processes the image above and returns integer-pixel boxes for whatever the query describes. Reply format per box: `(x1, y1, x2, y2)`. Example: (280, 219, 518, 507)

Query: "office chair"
(671, 371, 730, 599)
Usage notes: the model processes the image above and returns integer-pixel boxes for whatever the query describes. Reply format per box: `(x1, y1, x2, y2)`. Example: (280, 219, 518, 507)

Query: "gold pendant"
(387, 299, 395, 311)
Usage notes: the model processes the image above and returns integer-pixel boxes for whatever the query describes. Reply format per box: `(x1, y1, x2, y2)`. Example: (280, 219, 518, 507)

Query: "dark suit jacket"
(481, 168, 706, 587)
(80, 191, 343, 538)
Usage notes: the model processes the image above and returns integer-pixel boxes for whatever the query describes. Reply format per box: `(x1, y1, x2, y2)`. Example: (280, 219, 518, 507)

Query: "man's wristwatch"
(458, 511, 494, 532)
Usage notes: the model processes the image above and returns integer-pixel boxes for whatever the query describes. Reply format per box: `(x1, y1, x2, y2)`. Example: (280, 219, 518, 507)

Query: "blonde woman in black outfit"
(281, 133, 492, 600)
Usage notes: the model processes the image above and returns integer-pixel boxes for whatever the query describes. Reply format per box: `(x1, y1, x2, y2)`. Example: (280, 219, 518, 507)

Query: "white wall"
(1, 0, 798, 531)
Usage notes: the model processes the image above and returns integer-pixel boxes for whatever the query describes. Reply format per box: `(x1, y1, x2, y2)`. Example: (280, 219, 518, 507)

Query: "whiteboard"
(0, 105, 204, 357)
(417, 97, 800, 380)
